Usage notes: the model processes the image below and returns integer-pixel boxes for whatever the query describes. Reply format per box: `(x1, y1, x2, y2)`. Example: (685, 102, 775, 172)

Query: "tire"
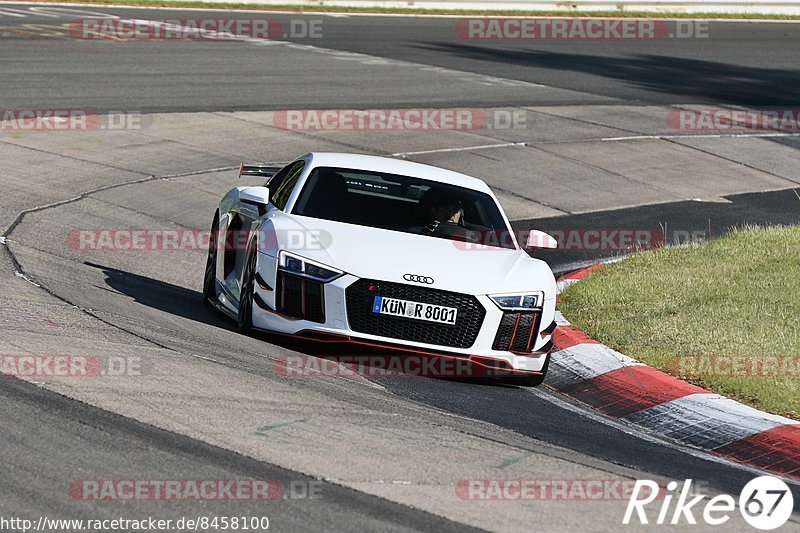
(502, 352, 549, 387)
(237, 241, 258, 333)
(202, 213, 219, 305)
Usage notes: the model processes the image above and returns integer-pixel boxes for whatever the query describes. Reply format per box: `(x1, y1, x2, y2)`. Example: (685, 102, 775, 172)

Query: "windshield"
(292, 166, 515, 249)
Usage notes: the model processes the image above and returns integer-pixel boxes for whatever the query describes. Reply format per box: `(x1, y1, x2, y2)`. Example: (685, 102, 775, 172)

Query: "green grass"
(559, 225, 800, 419)
(22, 0, 800, 19)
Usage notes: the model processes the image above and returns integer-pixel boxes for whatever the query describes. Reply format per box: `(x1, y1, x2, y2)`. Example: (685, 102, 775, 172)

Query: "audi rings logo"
(403, 274, 434, 284)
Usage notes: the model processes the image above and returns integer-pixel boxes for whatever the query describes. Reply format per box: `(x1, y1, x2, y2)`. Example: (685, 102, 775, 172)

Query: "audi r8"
(203, 152, 558, 385)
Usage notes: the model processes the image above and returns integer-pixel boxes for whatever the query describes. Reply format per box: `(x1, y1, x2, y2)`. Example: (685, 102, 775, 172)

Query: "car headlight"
(488, 292, 543, 311)
(278, 250, 343, 283)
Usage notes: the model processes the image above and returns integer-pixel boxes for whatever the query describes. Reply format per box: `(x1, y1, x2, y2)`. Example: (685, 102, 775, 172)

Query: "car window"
(293, 166, 515, 249)
(270, 161, 305, 211)
(264, 163, 293, 190)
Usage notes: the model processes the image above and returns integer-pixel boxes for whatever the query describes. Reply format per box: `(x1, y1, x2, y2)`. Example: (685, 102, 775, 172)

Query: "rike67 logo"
(624, 476, 794, 530)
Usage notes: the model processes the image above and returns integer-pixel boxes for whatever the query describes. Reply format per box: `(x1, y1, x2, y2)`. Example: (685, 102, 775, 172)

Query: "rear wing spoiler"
(238, 163, 283, 179)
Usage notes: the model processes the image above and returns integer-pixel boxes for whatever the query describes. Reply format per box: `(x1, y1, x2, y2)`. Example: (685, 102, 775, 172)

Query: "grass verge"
(20, 0, 800, 19)
(559, 225, 800, 419)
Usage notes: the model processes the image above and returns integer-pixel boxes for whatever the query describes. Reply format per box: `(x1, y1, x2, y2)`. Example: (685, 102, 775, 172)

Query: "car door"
(230, 160, 306, 304)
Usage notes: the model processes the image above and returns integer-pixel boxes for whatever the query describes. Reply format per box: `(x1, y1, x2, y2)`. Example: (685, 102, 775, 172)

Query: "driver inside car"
(410, 188, 466, 235)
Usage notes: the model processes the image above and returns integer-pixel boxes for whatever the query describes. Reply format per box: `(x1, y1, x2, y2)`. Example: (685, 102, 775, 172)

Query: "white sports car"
(204, 152, 558, 385)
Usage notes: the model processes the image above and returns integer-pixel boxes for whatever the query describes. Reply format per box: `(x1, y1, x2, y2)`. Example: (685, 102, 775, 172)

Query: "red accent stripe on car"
(525, 312, 539, 352)
(507, 312, 521, 351)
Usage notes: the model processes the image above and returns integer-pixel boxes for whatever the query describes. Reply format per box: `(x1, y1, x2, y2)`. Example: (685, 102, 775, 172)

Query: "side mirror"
(525, 230, 558, 250)
(239, 187, 270, 215)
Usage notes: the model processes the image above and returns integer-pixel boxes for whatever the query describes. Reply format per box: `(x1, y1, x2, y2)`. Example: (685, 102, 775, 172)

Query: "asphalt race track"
(3, 6, 800, 110)
(1, 4, 800, 531)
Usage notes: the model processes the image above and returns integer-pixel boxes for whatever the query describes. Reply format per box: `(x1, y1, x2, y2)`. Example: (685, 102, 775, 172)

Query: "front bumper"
(252, 259, 555, 373)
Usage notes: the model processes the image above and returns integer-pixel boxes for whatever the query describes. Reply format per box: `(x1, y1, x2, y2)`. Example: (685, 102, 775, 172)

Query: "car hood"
(265, 214, 556, 296)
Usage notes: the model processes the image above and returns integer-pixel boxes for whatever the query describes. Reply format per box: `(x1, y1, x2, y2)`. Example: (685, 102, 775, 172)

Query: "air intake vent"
(276, 271, 325, 323)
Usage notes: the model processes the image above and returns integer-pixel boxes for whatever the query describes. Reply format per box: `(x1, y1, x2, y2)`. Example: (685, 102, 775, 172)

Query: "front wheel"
(238, 242, 258, 333)
(502, 353, 549, 387)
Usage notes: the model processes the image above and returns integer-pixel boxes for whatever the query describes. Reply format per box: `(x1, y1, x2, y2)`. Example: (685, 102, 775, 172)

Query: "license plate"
(371, 296, 458, 325)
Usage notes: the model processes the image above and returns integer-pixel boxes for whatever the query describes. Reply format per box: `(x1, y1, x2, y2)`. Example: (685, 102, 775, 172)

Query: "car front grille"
(276, 271, 325, 323)
(492, 311, 541, 352)
(345, 279, 485, 349)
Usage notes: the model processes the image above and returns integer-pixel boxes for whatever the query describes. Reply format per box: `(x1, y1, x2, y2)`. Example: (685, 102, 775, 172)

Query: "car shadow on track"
(84, 261, 516, 388)
(84, 261, 233, 329)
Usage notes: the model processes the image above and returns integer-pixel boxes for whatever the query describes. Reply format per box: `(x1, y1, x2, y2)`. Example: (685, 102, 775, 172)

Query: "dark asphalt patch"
(513, 187, 800, 274)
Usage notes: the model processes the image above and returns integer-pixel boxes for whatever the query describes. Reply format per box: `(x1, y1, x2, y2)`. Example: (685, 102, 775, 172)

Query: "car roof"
(304, 152, 492, 194)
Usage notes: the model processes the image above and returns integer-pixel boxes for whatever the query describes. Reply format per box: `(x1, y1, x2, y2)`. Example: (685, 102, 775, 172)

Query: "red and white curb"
(550, 265, 800, 480)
